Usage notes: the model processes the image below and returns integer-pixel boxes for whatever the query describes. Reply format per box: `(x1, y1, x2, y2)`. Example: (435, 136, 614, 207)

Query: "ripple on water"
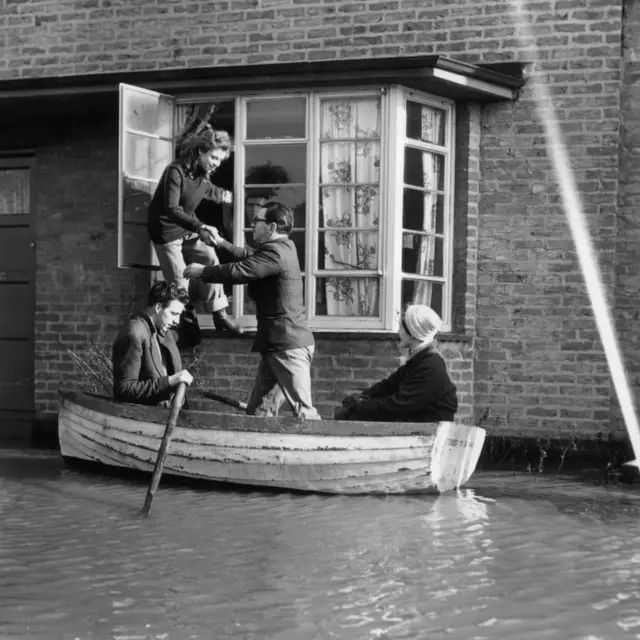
(1, 448, 640, 639)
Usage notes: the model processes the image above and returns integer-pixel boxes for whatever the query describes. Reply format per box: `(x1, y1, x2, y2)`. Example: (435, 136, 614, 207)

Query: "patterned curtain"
(320, 97, 381, 316)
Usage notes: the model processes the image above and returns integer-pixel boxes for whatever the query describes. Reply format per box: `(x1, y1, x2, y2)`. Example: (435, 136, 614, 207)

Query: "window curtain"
(320, 98, 381, 316)
(0, 169, 29, 215)
(413, 105, 444, 306)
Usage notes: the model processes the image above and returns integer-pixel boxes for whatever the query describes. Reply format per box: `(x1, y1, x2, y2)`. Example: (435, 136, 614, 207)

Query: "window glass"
(0, 169, 29, 215)
(406, 101, 446, 146)
(244, 186, 305, 228)
(401, 279, 443, 319)
(402, 188, 444, 234)
(246, 98, 306, 139)
(315, 276, 380, 317)
(404, 149, 445, 191)
(402, 233, 444, 277)
(245, 145, 306, 185)
(317, 96, 382, 319)
(122, 90, 173, 137)
(317, 231, 378, 271)
(124, 134, 172, 181)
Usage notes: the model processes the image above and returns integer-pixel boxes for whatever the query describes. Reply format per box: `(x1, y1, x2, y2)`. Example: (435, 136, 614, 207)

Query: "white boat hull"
(58, 391, 486, 495)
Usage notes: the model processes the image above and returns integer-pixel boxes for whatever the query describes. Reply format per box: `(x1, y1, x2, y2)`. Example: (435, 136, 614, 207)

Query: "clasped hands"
(198, 224, 222, 247)
(183, 225, 223, 279)
(334, 392, 366, 420)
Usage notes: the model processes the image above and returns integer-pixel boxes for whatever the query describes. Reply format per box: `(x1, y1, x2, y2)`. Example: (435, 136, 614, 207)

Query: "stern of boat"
(429, 422, 486, 492)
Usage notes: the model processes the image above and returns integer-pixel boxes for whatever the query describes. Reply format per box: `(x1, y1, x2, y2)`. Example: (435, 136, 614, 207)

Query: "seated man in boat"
(112, 281, 194, 406)
(334, 305, 458, 423)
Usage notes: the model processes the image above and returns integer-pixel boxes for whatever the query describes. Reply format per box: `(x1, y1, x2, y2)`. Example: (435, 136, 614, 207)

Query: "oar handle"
(141, 382, 187, 516)
(201, 390, 248, 411)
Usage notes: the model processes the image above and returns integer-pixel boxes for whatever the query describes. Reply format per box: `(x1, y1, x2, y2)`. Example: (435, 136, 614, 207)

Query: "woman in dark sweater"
(335, 305, 458, 422)
(148, 126, 239, 332)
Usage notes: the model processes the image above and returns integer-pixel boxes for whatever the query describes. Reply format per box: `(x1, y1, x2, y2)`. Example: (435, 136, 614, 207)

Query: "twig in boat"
(60, 341, 112, 396)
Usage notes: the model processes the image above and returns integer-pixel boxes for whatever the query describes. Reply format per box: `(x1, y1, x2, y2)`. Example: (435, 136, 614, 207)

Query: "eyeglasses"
(251, 217, 269, 227)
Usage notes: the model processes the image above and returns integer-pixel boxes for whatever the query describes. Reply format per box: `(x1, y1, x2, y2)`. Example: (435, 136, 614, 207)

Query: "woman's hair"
(177, 125, 233, 174)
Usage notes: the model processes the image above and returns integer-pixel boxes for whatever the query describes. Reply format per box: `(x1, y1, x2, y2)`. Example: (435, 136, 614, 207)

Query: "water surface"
(1, 446, 639, 639)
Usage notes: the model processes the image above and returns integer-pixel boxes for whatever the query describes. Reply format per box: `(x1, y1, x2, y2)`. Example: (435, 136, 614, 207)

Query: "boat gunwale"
(58, 389, 456, 438)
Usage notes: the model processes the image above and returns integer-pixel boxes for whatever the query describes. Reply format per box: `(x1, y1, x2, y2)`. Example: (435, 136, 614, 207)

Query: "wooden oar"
(140, 382, 187, 516)
(200, 390, 248, 411)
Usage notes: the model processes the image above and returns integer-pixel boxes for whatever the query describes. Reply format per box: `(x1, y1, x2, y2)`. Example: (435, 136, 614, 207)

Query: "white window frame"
(390, 86, 456, 331)
(118, 84, 456, 333)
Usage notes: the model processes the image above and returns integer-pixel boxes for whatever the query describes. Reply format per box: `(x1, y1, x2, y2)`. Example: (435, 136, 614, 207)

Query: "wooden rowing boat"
(58, 389, 486, 495)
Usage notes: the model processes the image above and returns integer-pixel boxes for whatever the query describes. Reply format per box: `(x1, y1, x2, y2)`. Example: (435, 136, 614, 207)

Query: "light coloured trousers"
(246, 346, 320, 419)
(154, 234, 228, 313)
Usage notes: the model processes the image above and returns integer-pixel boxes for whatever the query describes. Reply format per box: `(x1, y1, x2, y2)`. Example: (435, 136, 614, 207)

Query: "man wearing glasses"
(184, 201, 320, 419)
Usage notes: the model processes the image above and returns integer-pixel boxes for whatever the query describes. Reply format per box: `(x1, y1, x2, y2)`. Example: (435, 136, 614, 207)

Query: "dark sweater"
(348, 346, 458, 422)
(201, 237, 314, 353)
(112, 313, 182, 406)
(147, 161, 230, 245)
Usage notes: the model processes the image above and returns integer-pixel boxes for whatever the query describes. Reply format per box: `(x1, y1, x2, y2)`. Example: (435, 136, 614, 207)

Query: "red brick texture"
(0, 0, 635, 437)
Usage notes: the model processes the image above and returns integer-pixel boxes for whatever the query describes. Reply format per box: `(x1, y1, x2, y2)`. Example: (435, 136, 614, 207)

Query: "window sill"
(199, 329, 472, 343)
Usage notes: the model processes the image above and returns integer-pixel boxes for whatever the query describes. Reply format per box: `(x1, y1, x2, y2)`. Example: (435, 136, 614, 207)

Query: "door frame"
(0, 153, 36, 440)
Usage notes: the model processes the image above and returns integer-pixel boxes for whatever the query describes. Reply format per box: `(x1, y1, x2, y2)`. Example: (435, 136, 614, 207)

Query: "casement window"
(118, 83, 455, 332)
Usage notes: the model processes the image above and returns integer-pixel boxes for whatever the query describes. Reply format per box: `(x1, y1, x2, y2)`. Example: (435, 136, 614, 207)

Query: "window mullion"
(386, 85, 405, 332)
(306, 93, 317, 320)
(233, 96, 246, 322)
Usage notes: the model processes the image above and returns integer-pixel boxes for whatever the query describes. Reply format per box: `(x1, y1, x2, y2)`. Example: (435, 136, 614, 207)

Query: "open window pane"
(122, 222, 157, 268)
(122, 88, 173, 137)
(401, 279, 444, 318)
(246, 98, 306, 139)
(403, 188, 444, 234)
(119, 84, 174, 269)
(124, 133, 173, 181)
(406, 101, 446, 146)
(315, 276, 380, 317)
(404, 149, 445, 191)
(0, 169, 29, 215)
(245, 145, 306, 185)
(123, 178, 155, 224)
(318, 231, 379, 271)
(402, 233, 444, 277)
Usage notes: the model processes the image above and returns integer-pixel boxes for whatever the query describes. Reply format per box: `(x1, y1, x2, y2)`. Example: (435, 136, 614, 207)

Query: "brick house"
(0, 0, 636, 446)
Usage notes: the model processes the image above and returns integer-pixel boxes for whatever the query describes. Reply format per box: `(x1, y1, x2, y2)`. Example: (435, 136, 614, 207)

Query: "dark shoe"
(213, 309, 242, 334)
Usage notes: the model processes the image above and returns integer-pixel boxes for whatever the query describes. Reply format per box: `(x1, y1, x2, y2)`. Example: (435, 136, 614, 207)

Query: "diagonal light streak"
(510, 0, 640, 467)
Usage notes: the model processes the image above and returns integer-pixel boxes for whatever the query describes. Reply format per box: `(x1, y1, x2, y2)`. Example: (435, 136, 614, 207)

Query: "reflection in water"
(1, 447, 640, 639)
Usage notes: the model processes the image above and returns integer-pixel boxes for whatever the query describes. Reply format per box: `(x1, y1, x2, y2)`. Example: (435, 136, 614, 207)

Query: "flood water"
(1, 446, 639, 640)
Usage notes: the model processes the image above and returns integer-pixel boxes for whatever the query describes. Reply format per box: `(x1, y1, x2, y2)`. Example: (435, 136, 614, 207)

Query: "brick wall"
(0, 0, 632, 436)
(612, 0, 640, 436)
(33, 115, 149, 415)
(187, 335, 474, 421)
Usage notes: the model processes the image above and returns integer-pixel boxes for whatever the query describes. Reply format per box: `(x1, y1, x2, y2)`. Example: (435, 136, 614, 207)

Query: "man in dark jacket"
(112, 282, 194, 406)
(335, 305, 458, 422)
(184, 201, 319, 419)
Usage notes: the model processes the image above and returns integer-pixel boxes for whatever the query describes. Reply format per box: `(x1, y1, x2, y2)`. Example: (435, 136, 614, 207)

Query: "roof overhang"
(0, 55, 524, 105)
